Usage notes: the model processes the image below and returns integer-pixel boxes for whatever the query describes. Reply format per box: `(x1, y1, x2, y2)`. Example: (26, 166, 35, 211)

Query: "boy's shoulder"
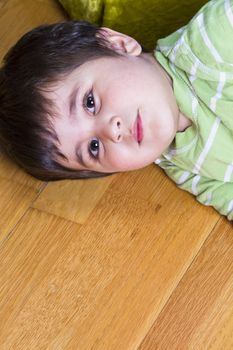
(156, 0, 233, 78)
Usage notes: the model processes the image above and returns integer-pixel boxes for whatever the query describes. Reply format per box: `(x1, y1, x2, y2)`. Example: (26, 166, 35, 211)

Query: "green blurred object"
(58, 0, 208, 50)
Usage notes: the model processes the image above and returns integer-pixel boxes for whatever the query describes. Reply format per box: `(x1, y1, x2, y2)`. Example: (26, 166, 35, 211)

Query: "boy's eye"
(84, 91, 95, 114)
(88, 138, 99, 159)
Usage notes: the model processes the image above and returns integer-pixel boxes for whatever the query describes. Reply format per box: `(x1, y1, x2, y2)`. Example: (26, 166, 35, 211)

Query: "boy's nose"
(100, 116, 123, 143)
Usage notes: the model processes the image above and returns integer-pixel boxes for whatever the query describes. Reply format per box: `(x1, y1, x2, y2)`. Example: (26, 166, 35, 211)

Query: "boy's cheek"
(106, 153, 135, 171)
(106, 154, 151, 171)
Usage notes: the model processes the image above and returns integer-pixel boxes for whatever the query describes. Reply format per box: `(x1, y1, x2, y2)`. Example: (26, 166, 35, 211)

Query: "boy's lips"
(132, 111, 144, 144)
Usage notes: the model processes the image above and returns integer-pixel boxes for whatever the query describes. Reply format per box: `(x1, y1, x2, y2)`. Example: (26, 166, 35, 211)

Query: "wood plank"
(0, 177, 42, 242)
(138, 217, 233, 350)
(0, 208, 80, 348)
(33, 165, 221, 224)
(0, 1, 230, 349)
(0, 0, 67, 60)
(0, 152, 44, 190)
(0, 180, 220, 349)
(33, 174, 115, 224)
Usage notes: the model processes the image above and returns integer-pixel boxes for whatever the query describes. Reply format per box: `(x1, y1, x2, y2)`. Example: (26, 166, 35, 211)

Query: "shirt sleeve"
(171, 0, 233, 74)
(155, 157, 233, 220)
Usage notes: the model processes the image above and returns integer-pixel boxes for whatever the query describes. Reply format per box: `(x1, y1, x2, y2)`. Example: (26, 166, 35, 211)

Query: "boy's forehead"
(48, 58, 118, 93)
(59, 57, 107, 84)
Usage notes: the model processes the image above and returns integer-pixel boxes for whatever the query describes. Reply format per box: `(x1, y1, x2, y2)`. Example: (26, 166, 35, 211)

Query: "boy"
(0, 0, 233, 220)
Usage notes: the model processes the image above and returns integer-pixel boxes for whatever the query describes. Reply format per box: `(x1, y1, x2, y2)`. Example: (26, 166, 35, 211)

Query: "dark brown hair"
(0, 21, 148, 181)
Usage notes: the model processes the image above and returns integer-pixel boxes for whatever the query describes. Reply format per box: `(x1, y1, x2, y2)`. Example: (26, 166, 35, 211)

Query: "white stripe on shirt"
(156, 27, 186, 53)
(197, 13, 223, 63)
(192, 175, 201, 195)
(189, 61, 199, 83)
(170, 35, 184, 63)
(193, 117, 221, 173)
(227, 199, 233, 213)
(225, 0, 233, 28)
(210, 72, 226, 112)
(224, 161, 233, 182)
(192, 96, 199, 120)
(204, 191, 213, 206)
(177, 171, 190, 185)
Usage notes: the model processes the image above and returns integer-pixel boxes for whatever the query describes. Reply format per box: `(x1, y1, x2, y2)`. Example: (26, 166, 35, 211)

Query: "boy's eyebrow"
(69, 85, 79, 119)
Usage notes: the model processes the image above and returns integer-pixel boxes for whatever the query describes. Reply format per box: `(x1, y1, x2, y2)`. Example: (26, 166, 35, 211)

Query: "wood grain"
(0, 1, 232, 349)
(0, 177, 42, 241)
(33, 175, 115, 223)
(138, 218, 233, 350)
(0, 179, 222, 349)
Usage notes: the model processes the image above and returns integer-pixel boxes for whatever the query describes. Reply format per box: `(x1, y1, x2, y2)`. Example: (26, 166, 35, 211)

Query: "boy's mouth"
(133, 111, 144, 144)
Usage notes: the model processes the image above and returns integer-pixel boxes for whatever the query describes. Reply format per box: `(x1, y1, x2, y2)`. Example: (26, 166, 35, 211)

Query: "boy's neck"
(177, 111, 192, 132)
(145, 52, 192, 133)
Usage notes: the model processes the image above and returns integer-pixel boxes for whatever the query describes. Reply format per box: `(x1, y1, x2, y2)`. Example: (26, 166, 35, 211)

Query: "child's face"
(47, 28, 180, 174)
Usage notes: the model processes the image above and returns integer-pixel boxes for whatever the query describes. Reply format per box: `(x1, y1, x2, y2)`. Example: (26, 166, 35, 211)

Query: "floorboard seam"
(136, 215, 223, 349)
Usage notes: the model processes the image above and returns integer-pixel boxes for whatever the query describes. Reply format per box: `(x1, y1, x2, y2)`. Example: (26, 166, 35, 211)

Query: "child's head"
(0, 21, 180, 181)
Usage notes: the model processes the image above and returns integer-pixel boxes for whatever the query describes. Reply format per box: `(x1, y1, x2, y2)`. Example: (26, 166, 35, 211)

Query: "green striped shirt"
(154, 0, 233, 220)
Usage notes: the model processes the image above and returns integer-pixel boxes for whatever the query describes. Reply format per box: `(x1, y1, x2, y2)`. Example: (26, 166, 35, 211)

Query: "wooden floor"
(0, 1, 233, 349)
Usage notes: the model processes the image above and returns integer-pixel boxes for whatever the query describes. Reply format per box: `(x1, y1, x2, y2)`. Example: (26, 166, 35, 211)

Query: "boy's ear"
(98, 27, 142, 56)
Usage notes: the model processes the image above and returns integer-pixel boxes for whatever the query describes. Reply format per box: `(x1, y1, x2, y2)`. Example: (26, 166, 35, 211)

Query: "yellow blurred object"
(58, 0, 208, 49)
